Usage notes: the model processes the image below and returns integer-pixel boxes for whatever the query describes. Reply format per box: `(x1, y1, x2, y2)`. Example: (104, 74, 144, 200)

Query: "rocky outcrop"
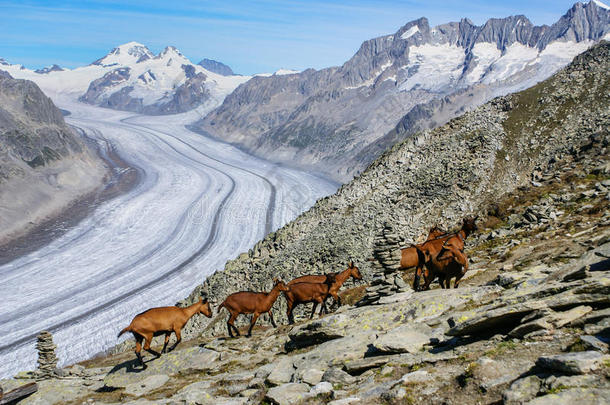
(0, 71, 106, 243)
(196, 1, 610, 181)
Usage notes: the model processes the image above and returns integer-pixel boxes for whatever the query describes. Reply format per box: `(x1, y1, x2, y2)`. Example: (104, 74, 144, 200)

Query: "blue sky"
(0, 0, 592, 75)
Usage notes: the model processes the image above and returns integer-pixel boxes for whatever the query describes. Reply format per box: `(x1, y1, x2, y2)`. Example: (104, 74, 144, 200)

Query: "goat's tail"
(117, 326, 131, 338)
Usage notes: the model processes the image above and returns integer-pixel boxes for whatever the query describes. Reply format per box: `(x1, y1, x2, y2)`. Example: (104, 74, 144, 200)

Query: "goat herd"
(119, 217, 478, 368)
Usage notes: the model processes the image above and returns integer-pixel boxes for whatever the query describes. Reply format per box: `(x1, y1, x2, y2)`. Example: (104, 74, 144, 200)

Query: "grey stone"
(300, 368, 325, 385)
(124, 374, 169, 397)
(265, 383, 310, 405)
(287, 314, 348, 349)
(343, 355, 393, 374)
(579, 335, 609, 353)
(399, 370, 430, 384)
(525, 388, 610, 404)
(322, 367, 357, 385)
(104, 347, 220, 388)
(266, 358, 295, 386)
(309, 381, 333, 396)
(536, 351, 609, 375)
(503, 375, 542, 404)
(373, 324, 432, 354)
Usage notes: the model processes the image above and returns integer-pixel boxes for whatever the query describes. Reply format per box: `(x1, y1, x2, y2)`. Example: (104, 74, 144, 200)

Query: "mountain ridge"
(195, 0, 610, 182)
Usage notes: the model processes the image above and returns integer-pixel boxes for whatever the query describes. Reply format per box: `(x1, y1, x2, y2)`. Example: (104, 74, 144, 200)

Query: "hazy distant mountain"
(198, 58, 234, 76)
(1, 42, 250, 115)
(195, 0, 610, 181)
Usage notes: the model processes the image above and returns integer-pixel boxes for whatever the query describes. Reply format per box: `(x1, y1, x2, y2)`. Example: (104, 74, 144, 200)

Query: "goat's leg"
(413, 265, 423, 291)
(143, 333, 161, 358)
(286, 300, 295, 324)
(267, 310, 277, 328)
(134, 335, 145, 368)
(310, 303, 319, 319)
(332, 292, 341, 307)
(319, 299, 328, 317)
(423, 268, 435, 291)
(247, 313, 260, 337)
(169, 328, 182, 351)
(161, 332, 171, 353)
(227, 312, 239, 337)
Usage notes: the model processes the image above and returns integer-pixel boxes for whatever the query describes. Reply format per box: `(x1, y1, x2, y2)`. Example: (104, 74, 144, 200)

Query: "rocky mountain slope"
(1, 39, 608, 405)
(0, 71, 106, 243)
(1, 42, 249, 115)
(196, 0, 610, 181)
(0, 43, 610, 405)
(177, 39, 609, 337)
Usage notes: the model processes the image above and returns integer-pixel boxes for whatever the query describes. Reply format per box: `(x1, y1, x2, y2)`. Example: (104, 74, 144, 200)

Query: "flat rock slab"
(266, 358, 295, 386)
(536, 351, 609, 375)
(502, 375, 542, 404)
(19, 379, 91, 405)
(104, 347, 220, 388)
(124, 374, 169, 397)
(343, 355, 394, 374)
(525, 387, 610, 404)
(373, 324, 432, 354)
(266, 383, 310, 405)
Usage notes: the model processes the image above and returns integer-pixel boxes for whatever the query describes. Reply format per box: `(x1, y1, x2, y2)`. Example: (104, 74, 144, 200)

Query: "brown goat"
(118, 296, 212, 368)
(399, 226, 446, 270)
(284, 273, 337, 324)
(413, 217, 478, 291)
(218, 278, 289, 338)
(288, 261, 362, 306)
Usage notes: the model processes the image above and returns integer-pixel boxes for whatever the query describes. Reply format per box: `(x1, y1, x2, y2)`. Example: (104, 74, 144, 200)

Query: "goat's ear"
(349, 260, 354, 267)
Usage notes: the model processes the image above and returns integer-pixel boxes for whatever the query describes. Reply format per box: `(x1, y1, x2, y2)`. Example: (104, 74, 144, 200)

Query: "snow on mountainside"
(1, 42, 250, 115)
(196, 0, 610, 182)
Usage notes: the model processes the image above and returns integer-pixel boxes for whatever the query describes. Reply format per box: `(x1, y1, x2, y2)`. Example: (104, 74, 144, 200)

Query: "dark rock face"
(196, 1, 610, 181)
(198, 58, 235, 76)
(34, 65, 63, 74)
(0, 71, 105, 243)
(79, 68, 131, 106)
(0, 71, 82, 174)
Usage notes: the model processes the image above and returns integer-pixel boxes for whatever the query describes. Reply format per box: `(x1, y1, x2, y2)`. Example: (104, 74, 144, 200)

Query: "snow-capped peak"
(274, 68, 301, 75)
(157, 46, 185, 59)
(92, 42, 154, 66)
(591, 0, 610, 10)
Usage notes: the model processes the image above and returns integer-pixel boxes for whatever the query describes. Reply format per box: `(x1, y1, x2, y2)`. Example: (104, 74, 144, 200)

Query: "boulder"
(309, 381, 333, 396)
(525, 388, 610, 404)
(300, 368, 325, 385)
(322, 367, 357, 385)
(124, 374, 169, 397)
(373, 324, 432, 354)
(104, 347, 220, 388)
(502, 375, 542, 404)
(265, 383, 310, 405)
(266, 358, 295, 386)
(579, 335, 609, 353)
(399, 370, 430, 384)
(536, 351, 609, 375)
(287, 314, 348, 349)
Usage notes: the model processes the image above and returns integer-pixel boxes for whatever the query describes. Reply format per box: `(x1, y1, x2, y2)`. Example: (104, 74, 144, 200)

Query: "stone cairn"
(358, 223, 409, 306)
(36, 331, 58, 379)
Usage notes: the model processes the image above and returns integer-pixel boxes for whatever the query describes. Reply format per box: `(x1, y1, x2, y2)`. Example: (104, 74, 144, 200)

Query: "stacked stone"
(36, 331, 58, 379)
(358, 223, 409, 306)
